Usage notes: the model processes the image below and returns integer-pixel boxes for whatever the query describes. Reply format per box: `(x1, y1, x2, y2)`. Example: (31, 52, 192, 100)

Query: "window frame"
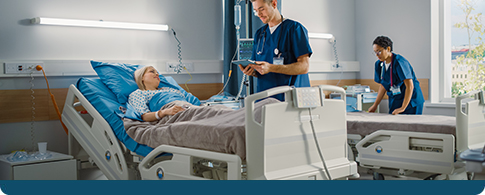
(431, 0, 455, 105)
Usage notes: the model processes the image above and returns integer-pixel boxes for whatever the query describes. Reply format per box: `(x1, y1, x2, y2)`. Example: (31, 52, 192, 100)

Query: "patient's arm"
(141, 105, 185, 122)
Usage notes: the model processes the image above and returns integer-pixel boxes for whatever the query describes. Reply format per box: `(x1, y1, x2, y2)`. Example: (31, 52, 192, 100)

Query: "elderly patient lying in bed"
(123, 66, 278, 159)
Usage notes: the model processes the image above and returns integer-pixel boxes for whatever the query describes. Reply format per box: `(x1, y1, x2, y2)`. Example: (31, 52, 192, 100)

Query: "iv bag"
(234, 4, 241, 28)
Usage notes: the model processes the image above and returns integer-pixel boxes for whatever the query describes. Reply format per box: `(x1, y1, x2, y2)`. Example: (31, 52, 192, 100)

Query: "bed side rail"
(62, 84, 135, 180)
(456, 90, 485, 153)
(138, 145, 242, 180)
(356, 130, 455, 174)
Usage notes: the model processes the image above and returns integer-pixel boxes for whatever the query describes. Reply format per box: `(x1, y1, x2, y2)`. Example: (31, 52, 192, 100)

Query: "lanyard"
(390, 62, 393, 86)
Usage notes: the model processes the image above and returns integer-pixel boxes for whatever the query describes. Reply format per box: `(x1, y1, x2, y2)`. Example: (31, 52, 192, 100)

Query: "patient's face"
(142, 67, 160, 90)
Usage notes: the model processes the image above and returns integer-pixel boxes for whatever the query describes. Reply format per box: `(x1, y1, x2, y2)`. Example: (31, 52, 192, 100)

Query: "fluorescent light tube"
(31, 17, 170, 31)
(308, 33, 334, 40)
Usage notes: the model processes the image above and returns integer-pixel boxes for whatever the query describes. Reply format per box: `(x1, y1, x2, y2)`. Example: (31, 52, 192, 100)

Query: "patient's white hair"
(134, 66, 155, 91)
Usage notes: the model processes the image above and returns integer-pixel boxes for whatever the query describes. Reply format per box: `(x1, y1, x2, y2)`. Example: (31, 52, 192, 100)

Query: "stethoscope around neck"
(255, 18, 285, 56)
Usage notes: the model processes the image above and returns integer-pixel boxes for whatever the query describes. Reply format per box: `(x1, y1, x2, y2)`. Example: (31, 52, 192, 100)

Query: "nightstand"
(0, 151, 77, 180)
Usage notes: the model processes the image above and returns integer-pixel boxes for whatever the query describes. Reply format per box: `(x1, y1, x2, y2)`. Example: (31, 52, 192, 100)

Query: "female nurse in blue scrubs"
(368, 36, 425, 115)
(239, 0, 312, 101)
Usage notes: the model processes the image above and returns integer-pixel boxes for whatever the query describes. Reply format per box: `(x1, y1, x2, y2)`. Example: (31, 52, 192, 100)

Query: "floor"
(79, 166, 485, 180)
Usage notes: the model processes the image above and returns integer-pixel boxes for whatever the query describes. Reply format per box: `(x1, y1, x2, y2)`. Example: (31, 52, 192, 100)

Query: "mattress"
(346, 111, 456, 138)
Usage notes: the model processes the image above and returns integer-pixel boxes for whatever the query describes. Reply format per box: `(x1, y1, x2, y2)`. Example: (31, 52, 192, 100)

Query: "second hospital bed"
(62, 76, 358, 180)
(346, 90, 485, 180)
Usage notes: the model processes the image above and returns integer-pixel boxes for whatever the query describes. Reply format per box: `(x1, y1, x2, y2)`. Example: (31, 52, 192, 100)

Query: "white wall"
(355, 0, 431, 80)
(282, 0, 358, 81)
(355, 0, 454, 115)
(0, 0, 222, 61)
(0, 0, 223, 154)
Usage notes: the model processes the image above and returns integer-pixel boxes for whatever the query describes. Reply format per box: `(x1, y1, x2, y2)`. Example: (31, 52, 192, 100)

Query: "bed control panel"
(292, 87, 324, 108)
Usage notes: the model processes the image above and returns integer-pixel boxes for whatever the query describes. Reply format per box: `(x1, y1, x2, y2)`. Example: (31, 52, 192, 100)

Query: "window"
(431, 0, 485, 103)
(450, 0, 485, 97)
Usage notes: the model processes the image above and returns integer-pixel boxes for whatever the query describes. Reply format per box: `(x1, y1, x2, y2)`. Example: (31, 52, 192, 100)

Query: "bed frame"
(62, 84, 359, 180)
(354, 90, 485, 180)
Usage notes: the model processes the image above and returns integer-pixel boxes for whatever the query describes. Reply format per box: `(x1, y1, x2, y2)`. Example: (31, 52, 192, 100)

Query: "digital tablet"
(232, 60, 255, 67)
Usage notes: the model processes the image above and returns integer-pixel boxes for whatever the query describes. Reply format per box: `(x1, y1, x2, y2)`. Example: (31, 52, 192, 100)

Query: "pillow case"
(91, 60, 201, 106)
(91, 60, 142, 104)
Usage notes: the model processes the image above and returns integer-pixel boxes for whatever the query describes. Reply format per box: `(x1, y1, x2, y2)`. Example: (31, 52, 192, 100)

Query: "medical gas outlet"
(166, 62, 194, 73)
(331, 63, 343, 71)
(4, 62, 44, 74)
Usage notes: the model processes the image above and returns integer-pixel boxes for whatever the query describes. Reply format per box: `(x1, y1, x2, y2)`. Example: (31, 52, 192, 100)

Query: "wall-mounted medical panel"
(0, 60, 224, 77)
(308, 61, 360, 73)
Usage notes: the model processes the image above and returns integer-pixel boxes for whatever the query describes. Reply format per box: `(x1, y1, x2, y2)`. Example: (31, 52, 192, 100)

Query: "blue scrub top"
(374, 53, 425, 114)
(251, 19, 312, 101)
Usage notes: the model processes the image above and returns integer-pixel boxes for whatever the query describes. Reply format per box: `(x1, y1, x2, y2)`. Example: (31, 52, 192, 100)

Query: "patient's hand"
(161, 105, 185, 116)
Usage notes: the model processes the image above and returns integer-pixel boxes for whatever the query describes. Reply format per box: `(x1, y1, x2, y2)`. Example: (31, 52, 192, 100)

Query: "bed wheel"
(424, 174, 440, 180)
(467, 172, 475, 180)
(373, 172, 384, 180)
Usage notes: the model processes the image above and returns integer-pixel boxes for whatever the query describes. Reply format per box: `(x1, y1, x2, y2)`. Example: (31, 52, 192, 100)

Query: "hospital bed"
(347, 90, 485, 180)
(62, 77, 358, 180)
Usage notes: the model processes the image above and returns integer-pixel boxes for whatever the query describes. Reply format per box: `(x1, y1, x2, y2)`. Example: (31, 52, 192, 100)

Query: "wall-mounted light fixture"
(31, 17, 170, 31)
(308, 33, 334, 40)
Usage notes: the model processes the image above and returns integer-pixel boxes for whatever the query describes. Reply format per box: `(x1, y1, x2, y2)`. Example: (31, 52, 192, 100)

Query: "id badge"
(273, 56, 284, 65)
(390, 85, 401, 95)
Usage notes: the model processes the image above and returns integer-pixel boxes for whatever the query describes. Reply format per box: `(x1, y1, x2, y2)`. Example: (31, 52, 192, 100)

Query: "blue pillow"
(91, 60, 142, 104)
(91, 60, 200, 106)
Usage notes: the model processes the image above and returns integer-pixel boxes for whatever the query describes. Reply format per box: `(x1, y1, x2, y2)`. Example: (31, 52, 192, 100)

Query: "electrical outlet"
(4, 62, 43, 74)
(166, 62, 194, 73)
(331, 63, 343, 71)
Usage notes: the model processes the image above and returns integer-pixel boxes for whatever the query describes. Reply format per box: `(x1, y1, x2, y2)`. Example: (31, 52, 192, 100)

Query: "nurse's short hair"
(134, 66, 153, 91)
(373, 36, 393, 52)
(250, 0, 273, 5)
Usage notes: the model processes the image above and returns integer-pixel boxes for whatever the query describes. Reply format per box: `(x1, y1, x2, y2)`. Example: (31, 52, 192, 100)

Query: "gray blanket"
(346, 111, 456, 138)
(123, 98, 280, 160)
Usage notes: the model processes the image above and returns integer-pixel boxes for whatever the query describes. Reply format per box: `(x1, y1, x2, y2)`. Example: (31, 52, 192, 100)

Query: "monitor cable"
(308, 108, 332, 180)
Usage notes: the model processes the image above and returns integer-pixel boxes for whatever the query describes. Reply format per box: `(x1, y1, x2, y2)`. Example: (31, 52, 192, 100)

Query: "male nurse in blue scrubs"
(239, 0, 312, 101)
(368, 36, 425, 115)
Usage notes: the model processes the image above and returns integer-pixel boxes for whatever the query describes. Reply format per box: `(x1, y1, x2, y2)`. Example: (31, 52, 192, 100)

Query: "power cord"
(171, 29, 192, 93)
(37, 65, 69, 134)
(308, 108, 332, 180)
(216, 42, 238, 96)
(235, 74, 247, 100)
(29, 72, 36, 152)
(331, 39, 344, 87)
